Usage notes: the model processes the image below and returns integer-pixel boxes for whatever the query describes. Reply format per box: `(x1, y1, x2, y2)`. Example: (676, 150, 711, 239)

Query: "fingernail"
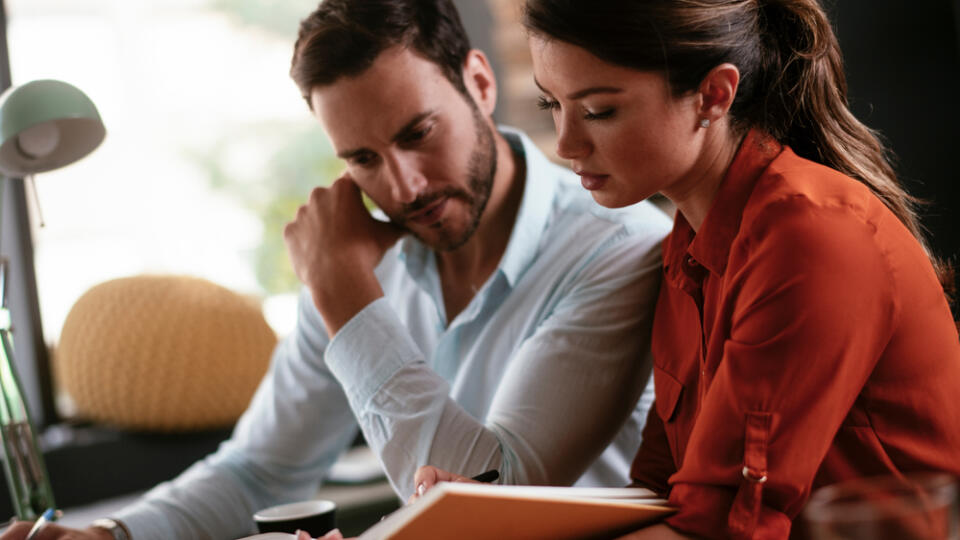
(417, 483, 426, 496)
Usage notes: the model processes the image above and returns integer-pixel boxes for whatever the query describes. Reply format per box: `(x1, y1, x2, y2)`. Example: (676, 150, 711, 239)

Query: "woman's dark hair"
(291, 0, 471, 108)
(523, 0, 951, 288)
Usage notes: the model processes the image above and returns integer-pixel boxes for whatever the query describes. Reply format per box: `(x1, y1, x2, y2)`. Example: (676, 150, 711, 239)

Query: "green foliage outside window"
(193, 123, 344, 295)
(196, 0, 344, 295)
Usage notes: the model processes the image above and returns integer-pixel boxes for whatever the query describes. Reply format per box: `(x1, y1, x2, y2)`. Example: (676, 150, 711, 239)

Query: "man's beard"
(394, 104, 498, 251)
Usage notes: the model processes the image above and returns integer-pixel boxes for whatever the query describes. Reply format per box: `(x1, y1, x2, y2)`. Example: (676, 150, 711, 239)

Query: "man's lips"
(407, 197, 448, 226)
(575, 170, 610, 191)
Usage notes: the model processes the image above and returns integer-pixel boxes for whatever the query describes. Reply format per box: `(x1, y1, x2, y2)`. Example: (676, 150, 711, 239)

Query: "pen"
(24, 508, 62, 540)
(471, 469, 499, 483)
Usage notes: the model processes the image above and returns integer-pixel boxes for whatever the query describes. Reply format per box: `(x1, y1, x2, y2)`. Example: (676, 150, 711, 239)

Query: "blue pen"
(24, 508, 62, 540)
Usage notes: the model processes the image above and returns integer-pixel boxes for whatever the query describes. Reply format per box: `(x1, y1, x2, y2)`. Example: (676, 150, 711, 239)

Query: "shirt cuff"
(324, 297, 423, 410)
(666, 482, 792, 540)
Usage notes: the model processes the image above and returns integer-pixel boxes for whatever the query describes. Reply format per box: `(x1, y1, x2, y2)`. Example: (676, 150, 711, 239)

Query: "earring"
(699, 118, 710, 129)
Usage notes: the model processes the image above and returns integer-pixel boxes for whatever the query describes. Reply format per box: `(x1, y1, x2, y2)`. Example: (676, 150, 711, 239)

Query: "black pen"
(471, 469, 500, 483)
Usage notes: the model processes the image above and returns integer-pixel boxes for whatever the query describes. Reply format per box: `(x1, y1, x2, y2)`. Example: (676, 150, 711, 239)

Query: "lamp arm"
(0, 177, 5, 310)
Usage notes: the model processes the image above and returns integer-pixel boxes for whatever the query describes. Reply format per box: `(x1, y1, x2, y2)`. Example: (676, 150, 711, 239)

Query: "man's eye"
(351, 153, 377, 167)
(402, 124, 433, 144)
(537, 96, 559, 111)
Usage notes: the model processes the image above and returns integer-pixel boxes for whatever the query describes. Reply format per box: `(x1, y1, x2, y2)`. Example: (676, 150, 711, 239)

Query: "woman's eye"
(537, 96, 559, 111)
(584, 108, 616, 121)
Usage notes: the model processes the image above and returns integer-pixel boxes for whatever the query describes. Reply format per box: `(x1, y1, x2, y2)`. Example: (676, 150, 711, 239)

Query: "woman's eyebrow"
(534, 77, 623, 100)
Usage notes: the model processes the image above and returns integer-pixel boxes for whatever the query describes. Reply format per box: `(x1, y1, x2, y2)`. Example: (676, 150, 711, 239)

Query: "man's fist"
(283, 176, 404, 335)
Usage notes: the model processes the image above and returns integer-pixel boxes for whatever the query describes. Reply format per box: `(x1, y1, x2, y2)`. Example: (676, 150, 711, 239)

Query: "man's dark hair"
(291, 0, 472, 109)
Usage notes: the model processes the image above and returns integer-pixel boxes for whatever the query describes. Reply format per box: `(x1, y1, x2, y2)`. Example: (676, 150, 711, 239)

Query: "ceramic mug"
(253, 499, 337, 537)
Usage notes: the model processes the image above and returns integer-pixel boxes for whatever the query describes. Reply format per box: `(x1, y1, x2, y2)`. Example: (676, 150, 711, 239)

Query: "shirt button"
(686, 256, 698, 267)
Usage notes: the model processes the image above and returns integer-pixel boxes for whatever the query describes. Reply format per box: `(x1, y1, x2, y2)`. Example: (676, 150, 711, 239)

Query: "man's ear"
(697, 63, 740, 124)
(462, 49, 497, 117)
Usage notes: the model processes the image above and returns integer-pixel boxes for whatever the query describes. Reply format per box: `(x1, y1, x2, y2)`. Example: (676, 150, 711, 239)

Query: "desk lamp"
(0, 79, 105, 519)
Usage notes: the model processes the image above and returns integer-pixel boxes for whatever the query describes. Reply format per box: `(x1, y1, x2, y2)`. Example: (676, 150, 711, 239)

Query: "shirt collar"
(665, 130, 782, 280)
(399, 126, 557, 289)
(496, 126, 556, 286)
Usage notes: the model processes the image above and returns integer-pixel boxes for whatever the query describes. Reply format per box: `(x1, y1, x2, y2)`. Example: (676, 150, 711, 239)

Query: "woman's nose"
(555, 117, 591, 160)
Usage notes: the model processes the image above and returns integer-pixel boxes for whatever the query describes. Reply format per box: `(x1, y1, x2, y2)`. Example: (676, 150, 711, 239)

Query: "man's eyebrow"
(534, 77, 623, 100)
(336, 111, 437, 159)
(337, 147, 370, 160)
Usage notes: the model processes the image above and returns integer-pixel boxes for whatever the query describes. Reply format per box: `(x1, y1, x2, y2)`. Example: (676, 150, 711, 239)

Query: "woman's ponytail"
(746, 0, 949, 294)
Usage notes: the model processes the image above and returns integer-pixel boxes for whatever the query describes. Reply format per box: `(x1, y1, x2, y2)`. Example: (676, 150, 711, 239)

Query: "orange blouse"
(630, 130, 960, 539)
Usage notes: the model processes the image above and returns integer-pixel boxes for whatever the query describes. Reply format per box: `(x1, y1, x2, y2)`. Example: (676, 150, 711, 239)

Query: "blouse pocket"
(653, 365, 684, 422)
(653, 365, 685, 461)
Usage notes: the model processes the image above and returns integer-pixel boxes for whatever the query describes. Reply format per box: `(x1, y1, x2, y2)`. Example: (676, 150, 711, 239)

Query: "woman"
(416, 1, 960, 538)
(519, 0, 960, 538)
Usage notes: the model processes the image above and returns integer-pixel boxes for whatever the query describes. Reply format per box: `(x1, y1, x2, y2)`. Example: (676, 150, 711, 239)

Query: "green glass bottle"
(0, 261, 55, 520)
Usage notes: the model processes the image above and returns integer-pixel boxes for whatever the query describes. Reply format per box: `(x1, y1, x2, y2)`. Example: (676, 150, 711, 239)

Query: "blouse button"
(686, 256, 698, 267)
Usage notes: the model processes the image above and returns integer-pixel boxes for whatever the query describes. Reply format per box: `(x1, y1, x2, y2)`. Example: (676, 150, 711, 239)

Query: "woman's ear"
(697, 63, 740, 124)
(462, 49, 497, 117)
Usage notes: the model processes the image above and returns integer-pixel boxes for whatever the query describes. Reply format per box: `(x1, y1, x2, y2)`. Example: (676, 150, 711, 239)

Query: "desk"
(0, 436, 400, 536)
(2, 480, 399, 538)
(2, 443, 400, 537)
(316, 480, 400, 536)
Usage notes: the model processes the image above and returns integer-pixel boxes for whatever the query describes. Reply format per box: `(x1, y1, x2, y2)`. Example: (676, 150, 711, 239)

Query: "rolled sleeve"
(325, 298, 425, 411)
(666, 483, 791, 540)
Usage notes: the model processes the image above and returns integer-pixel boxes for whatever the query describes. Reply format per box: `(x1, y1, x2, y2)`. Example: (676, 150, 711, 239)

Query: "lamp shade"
(0, 79, 105, 176)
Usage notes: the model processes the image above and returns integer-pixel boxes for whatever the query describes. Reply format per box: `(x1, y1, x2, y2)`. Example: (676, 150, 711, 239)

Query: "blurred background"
(6, 0, 335, 346)
(0, 0, 957, 519)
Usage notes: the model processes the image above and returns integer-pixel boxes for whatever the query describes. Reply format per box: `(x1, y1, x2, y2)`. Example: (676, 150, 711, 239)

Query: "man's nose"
(384, 153, 428, 204)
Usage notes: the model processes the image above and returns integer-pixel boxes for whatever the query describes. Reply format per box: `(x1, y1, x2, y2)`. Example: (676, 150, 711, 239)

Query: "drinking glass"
(804, 472, 959, 539)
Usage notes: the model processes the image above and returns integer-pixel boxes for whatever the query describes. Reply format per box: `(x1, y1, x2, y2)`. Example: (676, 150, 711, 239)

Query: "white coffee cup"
(253, 499, 337, 537)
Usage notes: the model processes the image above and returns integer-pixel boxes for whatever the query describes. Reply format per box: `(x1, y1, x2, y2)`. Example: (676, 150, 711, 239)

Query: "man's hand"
(283, 176, 404, 336)
(0, 521, 112, 540)
(409, 465, 479, 504)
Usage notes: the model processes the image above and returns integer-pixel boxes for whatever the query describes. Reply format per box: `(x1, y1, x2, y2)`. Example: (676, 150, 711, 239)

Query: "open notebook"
(359, 483, 674, 540)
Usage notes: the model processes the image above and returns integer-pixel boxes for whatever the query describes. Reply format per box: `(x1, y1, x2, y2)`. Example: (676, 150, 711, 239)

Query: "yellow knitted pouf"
(56, 275, 277, 432)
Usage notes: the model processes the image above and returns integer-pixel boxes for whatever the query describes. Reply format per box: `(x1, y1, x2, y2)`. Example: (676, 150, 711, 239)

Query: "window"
(4, 0, 334, 422)
(0, 0, 337, 511)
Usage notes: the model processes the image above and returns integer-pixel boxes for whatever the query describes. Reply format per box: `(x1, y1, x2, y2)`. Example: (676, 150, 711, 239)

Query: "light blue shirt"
(114, 128, 672, 540)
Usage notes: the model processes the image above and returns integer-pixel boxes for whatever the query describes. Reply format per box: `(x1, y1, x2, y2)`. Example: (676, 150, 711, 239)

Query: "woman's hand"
(299, 527, 354, 540)
(409, 466, 479, 503)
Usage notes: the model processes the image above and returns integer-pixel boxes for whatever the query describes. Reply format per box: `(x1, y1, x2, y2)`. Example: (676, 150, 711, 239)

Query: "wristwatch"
(90, 518, 132, 540)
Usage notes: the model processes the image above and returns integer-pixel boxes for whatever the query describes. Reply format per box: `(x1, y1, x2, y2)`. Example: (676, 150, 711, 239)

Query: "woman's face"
(529, 36, 705, 208)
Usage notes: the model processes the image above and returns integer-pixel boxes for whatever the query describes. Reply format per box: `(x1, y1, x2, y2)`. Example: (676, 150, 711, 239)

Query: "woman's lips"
(577, 171, 610, 191)
(408, 197, 448, 226)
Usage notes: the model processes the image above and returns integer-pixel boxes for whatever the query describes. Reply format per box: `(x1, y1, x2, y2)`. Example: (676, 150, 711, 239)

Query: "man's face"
(311, 46, 497, 251)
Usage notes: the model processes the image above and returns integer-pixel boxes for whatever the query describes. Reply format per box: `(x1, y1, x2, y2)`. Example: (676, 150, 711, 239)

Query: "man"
(2, 1, 669, 538)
